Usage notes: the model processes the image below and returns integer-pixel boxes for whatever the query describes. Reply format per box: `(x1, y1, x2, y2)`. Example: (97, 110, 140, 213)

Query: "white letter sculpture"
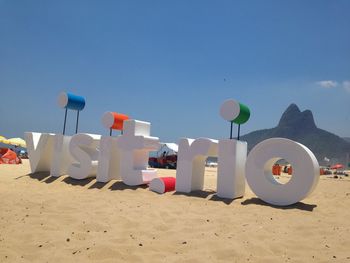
(25, 132, 56, 173)
(68, 133, 101, 180)
(217, 139, 247, 199)
(116, 120, 159, 186)
(50, 134, 73, 177)
(245, 138, 319, 206)
(96, 136, 121, 183)
(176, 138, 218, 193)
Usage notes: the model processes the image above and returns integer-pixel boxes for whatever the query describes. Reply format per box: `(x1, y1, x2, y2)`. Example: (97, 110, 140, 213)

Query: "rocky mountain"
(241, 104, 350, 166)
(344, 137, 350, 143)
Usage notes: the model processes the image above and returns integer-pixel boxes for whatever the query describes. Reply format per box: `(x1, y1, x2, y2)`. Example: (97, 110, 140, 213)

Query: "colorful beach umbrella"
(330, 164, 344, 170)
(0, 136, 7, 146)
(0, 136, 8, 145)
(3, 138, 27, 148)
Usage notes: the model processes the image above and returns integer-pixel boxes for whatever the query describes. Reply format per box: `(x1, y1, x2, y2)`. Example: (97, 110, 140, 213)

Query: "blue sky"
(0, 0, 349, 143)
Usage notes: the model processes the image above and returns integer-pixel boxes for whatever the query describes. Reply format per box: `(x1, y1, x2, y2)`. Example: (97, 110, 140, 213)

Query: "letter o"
(245, 138, 319, 206)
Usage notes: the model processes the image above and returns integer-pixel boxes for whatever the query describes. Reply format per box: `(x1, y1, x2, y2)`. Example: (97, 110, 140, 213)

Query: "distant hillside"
(344, 137, 350, 143)
(241, 104, 350, 166)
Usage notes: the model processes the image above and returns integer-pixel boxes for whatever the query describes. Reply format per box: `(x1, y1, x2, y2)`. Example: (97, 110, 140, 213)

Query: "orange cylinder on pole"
(110, 112, 129, 130)
(102, 112, 129, 131)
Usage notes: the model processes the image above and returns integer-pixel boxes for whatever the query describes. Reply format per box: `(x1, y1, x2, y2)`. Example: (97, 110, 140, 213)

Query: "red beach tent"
(0, 148, 21, 164)
(330, 164, 344, 170)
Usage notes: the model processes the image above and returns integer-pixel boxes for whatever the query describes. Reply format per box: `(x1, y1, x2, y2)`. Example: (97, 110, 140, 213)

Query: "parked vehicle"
(149, 143, 178, 169)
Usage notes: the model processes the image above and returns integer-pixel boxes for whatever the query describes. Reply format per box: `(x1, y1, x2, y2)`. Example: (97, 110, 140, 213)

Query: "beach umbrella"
(4, 138, 26, 148)
(330, 164, 344, 169)
(0, 136, 7, 144)
(0, 136, 9, 146)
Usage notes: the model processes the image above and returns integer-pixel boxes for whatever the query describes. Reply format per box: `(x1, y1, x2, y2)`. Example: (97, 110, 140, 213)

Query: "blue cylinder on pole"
(58, 92, 86, 111)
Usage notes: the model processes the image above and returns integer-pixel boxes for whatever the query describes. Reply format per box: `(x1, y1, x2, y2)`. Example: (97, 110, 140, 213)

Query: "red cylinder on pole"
(102, 112, 129, 131)
(110, 112, 129, 130)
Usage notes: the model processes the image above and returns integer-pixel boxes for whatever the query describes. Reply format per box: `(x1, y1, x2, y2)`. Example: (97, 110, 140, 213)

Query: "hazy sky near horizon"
(0, 0, 349, 142)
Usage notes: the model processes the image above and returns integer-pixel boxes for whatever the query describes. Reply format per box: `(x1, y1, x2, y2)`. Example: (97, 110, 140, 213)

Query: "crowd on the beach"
(272, 163, 349, 178)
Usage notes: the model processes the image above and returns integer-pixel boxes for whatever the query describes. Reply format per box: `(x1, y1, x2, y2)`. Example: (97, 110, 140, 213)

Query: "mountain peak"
(278, 104, 316, 130)
(241, 103, 350, 165)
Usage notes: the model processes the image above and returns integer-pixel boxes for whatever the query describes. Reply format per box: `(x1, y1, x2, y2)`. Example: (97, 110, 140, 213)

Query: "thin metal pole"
(63, 108, 68, 135)
(237, 124, 241, 140)
(110, 128, 112, 136)
(75, 110, 80, 134)
(230, 122, 233, 139)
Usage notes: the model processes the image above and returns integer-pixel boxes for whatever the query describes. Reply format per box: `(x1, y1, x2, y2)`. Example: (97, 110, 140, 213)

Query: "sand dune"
(0, 160, 349, 262)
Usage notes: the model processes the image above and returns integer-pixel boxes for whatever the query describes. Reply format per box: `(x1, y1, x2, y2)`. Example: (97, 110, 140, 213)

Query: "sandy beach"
(0, 160, 349, 262)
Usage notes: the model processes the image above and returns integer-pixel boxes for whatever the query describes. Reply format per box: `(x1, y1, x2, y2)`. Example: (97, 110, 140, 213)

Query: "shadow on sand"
(26, 172, 51, 182)
(88, 181, 107, 190)
(22, 172, 94, 186)
(172, 190, 242, 205)
(43, 176, 60, 184)
(241, 198, 317, 212)
(21, 173, 316, 210)
(210, 195, 242, 205)
(109, 181, 148, 191)
(173, 190, 216, 199)
(21, 172, 149, 192)
(62, 177, 95, 187)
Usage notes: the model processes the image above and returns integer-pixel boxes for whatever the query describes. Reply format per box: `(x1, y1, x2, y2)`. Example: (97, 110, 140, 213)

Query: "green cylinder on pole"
(232, 103, 250, 124)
